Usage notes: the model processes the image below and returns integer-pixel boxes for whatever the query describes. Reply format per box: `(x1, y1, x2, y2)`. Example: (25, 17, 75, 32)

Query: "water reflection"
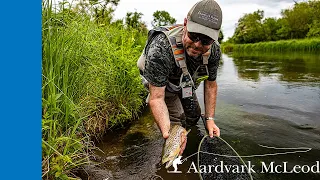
(229, 52, 320, 84)
(216, 52, 320, 128)
(194, 52, 320, 180)
(95, 52, 320, 180)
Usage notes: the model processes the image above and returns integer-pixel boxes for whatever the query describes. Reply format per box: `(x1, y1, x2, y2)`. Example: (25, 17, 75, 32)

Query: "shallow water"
(96, 52, 320, 180)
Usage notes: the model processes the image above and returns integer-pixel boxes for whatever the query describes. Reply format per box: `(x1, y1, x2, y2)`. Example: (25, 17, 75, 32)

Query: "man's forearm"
(204, 80, 218, 118)
(148, 85, 171, 138)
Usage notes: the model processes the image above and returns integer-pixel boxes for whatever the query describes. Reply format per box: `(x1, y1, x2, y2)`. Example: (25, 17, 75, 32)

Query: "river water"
(96, 52, 320, 180)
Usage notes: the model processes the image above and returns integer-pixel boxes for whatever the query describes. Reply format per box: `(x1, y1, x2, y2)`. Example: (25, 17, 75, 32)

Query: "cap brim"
(187, 19, 220, 41)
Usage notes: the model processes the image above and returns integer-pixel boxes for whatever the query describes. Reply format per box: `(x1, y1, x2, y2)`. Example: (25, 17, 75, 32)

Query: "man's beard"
(186, 46, 202, 59)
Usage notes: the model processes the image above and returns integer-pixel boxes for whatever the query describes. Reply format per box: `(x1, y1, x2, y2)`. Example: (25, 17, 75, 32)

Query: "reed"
(222, 38, 320, 53)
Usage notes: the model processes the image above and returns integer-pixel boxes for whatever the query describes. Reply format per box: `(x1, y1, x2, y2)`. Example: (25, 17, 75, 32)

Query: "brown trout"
(161, 125, 190, 169)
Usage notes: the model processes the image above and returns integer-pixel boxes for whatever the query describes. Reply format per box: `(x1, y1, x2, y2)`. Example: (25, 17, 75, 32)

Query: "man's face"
(182, 25, 214, 58)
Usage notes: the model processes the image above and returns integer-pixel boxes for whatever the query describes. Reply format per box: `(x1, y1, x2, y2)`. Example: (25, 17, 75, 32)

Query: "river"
(94, 52, 320, 180)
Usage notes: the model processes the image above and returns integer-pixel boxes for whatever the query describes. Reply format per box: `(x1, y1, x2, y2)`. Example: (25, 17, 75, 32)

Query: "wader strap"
(202, 48, 211, 80)
(169, 36, 189, 76)
(146, 25, 213, 91)
(168, 36, 195, 88)
(202, 49, 210, 65)
(167, 24, 183, 30)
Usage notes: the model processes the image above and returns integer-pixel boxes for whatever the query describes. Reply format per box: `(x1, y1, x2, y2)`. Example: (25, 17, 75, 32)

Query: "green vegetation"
(223, 0, 320, 52)
(229, 0, 320, 44)
(222, 38, 320, 53)
(42, 0, 147, 179)
(151, 10, 177, 28)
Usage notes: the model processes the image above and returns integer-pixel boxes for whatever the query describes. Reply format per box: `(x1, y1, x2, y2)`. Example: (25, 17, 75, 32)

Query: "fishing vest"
(137, 24, 211, 93)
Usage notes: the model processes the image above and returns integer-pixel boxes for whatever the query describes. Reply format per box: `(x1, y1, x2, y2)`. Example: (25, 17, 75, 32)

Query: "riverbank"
(42, 1, 147, 179)
(221, 38, 320, 53)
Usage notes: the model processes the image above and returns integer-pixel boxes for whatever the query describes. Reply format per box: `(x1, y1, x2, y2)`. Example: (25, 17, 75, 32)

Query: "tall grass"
(42, 0, 147, 179)
(222, 38, 320, 53)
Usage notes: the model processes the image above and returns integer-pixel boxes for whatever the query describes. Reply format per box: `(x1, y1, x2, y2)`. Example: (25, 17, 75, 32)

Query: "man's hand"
(206, 120, 220, 138)
(204, 80, 219, 138)
(148, 84, 171, 140)
(159, 120, 170, 140)
(179, 132, 187, 155)
(162, 128, 170, 139)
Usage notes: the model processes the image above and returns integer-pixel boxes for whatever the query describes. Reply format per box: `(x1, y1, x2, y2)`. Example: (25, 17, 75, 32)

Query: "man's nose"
(194, 41, 203, 48)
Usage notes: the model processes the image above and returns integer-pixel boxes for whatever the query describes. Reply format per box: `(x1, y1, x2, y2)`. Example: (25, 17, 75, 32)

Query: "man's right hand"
(148, 84, 171, 140)
(162, 130, 169, 139)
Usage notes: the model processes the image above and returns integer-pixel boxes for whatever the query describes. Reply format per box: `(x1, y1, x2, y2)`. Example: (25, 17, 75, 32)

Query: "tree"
(276, 18, 291, 40)
(262, 17, 281, 41)
(306, 0, 320, 37)
(280, 2, 313, 39)
(151, 10, 176, 28)
(229, 0, 320, 43)
(91, 0, 120, 25)
(307, 20, 320, 38)
(89, 0, 120, 6)
(72, 0, 120, 25)
(232, 10, 265, 43)
(309, 0, 320, 22)
(93, 6, 115, 25)
(125, 11, 143, 28)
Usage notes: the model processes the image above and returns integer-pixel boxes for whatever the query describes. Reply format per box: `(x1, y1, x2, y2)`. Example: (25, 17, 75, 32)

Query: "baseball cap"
(187, 0, 222, 41)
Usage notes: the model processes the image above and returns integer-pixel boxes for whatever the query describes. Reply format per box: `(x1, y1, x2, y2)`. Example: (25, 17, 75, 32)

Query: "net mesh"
(198, 136, 253, 180)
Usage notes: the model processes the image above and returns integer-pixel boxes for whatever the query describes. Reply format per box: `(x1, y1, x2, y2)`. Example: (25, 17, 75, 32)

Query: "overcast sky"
(112, 0, 300, 40)
(54, 0, 300, 40)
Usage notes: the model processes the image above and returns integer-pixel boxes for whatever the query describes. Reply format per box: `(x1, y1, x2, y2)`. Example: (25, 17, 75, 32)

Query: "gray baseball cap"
(187, 0, 222, 41)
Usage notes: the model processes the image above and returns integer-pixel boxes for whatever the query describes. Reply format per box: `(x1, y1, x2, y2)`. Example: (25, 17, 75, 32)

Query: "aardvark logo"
(168, 156, 183, 173)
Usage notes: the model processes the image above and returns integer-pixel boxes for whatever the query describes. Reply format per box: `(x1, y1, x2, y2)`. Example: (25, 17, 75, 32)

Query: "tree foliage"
(218, 30, 224, 44)
(69, 0, 120, 26)
(125, 11, 148, 34)
(281, 2, 313, 39)
(232, 10, 265, 44)
(230, 0, 320, 44)
(125, 11, 142, 28)
(151, 10, 176, 28)
(307, 20, 320, 37)
(263, 17, 280, 41)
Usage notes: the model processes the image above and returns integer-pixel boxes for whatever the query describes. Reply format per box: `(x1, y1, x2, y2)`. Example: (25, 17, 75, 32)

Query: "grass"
(42, 0, 147, 179)
(221, 38, 320, 53)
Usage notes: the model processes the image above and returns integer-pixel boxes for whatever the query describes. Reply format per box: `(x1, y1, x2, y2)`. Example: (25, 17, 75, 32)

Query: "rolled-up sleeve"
(144, 33, 175, 87)
(207, 43, 221, 81)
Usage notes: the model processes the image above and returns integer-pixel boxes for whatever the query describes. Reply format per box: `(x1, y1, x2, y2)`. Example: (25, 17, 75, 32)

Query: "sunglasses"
(187, 32, 214, 45)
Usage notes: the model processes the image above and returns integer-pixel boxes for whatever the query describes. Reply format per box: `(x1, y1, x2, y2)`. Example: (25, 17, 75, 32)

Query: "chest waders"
(137, 25, 212, 126)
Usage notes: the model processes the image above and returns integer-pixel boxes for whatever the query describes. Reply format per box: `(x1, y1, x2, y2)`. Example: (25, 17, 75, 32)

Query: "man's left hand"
(179, 132, 187, 155)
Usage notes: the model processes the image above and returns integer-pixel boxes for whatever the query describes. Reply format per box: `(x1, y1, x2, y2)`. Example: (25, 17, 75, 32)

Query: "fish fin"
(162, 157, 169, 165)
(165, 159, 174, 169)
(165, 154, 179, 169)
(186, 129, 191, 135)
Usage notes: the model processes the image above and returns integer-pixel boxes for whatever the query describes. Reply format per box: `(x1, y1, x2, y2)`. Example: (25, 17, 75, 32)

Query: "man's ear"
(184, 18, 187, 26)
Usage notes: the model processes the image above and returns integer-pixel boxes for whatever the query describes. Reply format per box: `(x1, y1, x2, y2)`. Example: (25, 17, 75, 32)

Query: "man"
(138, 0, 222, 154)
